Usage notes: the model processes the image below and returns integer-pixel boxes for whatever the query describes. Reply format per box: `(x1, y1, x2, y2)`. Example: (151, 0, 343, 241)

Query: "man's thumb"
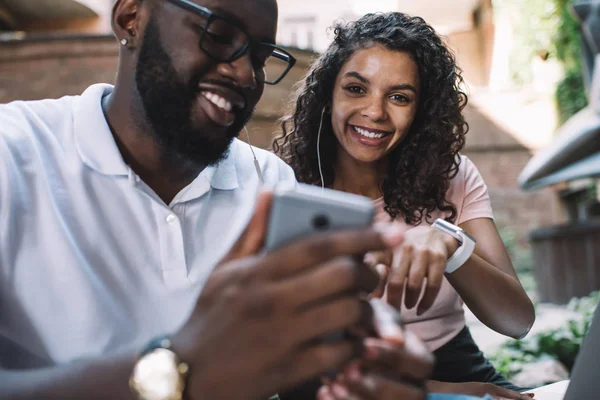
(219, 190, 273, 264)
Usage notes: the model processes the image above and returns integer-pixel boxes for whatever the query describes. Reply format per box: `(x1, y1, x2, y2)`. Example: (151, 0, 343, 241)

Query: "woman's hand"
(380, 225, 459, 314)
(372, 218, 535, 338)
(427, 380, 535, 400)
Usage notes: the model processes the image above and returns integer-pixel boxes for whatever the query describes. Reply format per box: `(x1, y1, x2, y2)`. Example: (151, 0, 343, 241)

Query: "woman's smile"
(347, 124, 394, 147)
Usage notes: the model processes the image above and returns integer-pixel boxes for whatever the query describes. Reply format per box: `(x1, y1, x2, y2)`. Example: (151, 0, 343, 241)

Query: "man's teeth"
(202, 92, 233, 112)
(353, 126, 386, 139)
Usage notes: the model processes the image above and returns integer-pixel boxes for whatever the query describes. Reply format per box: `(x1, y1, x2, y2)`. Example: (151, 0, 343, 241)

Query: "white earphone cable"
(317, 107, 326, 190)
(244, 126, 264, 184)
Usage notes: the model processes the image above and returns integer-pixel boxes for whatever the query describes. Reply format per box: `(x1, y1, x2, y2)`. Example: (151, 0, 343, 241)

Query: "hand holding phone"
(264, 183, 377, 362)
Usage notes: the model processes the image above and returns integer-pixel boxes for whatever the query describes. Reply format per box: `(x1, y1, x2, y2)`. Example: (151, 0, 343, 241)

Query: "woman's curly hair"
(272, 12, 469, 225)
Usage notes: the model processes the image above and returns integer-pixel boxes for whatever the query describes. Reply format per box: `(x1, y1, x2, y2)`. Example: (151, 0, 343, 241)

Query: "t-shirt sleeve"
(456, 155, 494, 224)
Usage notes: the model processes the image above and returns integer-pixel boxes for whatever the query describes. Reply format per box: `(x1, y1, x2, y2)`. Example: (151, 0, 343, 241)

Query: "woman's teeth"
(353, 126, 387, 139)
(202, 92, 233, 112)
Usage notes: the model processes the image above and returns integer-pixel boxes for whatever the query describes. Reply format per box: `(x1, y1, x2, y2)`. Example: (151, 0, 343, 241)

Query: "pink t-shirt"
(373, 155, 494, 351)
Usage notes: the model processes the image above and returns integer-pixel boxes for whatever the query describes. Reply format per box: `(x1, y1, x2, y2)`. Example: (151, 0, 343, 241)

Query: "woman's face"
(330, 45, 420, 164)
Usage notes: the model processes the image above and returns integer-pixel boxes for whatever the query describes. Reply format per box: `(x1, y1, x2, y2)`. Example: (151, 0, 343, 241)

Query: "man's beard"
(135, 16, 244, 166)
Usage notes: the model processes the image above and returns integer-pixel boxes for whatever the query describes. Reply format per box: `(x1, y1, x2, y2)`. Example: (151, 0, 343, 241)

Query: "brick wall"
(465, 150, 563, 243)
(0, 36, 119, 102)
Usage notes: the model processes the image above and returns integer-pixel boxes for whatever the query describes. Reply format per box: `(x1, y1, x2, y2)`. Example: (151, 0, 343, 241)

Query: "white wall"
(76, 0, 113, 33)
(395, 0, 480, 34)
(276, 0, 480, 52)
(276, 0, 357, 52)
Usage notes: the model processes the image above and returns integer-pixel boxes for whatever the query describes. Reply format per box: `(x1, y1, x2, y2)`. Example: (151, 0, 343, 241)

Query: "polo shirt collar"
(73, 84, 129, 176)
(73, 84, 239, 193)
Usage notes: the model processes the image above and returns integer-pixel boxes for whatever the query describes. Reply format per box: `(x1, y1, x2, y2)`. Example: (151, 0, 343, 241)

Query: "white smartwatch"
(431, 218, 476, 274)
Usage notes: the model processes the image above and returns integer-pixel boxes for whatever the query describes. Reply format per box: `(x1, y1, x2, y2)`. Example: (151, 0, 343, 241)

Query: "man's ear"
(112, 0, 145, 48)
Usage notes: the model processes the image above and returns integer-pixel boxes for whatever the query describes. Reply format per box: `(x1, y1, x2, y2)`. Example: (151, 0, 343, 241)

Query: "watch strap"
(444, 230, 476, 273)
(431, 218, 476, 274)
(140, 335, 175, 356)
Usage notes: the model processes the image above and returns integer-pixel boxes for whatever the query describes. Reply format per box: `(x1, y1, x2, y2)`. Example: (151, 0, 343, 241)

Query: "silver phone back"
(265, 183, 375, 250)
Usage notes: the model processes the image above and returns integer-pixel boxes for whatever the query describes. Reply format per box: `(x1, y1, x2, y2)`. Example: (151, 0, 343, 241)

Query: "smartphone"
(265, 183, 375, 373)
(265, 183, 375, 250)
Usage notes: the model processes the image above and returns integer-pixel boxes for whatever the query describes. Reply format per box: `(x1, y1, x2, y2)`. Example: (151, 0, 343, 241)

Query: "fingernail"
(374, 223, 403, 247)
(364, 253, 376, 265)
(332, 383, 349, 398)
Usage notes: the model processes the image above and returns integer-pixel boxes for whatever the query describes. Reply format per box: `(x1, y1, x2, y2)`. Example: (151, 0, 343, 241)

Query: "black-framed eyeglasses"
(166, 0, 296, 85)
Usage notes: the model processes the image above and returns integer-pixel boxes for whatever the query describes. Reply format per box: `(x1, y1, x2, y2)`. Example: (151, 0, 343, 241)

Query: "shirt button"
(166, 214, 177, 225)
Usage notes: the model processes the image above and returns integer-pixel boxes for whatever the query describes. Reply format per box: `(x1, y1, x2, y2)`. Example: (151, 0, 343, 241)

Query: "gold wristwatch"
(130, 336, 190, 400)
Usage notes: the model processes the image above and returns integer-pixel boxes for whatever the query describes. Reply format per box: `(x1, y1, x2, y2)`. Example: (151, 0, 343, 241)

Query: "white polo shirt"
(0, 84, 296, 369)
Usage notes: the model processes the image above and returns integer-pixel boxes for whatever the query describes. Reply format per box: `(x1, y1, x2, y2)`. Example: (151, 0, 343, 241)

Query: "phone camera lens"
(312, 214, 330, 230)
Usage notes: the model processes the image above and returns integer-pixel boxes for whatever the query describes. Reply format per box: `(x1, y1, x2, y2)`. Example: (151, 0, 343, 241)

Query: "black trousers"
(280, 326, 523, 400)
(432, 326, 523, 392)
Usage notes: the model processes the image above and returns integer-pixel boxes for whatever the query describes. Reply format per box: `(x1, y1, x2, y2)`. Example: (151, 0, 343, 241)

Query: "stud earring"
(120, 38, 128, 46)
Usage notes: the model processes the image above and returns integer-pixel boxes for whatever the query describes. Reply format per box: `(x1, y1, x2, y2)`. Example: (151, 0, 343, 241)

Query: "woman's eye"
(391, 94, 409, 103)
(346, 86, 364, 94)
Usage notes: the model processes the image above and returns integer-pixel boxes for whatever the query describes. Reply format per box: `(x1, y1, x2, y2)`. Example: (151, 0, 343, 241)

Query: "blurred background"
(1, 0, 599, 388)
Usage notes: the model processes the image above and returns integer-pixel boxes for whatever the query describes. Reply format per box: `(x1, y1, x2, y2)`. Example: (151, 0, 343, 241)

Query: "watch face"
(434, 219, 459, 234)
(433, 218, 466, 245)
(131, 348, 184, 400)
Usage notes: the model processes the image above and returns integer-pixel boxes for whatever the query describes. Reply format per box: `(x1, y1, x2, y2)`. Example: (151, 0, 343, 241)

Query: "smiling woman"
(274, 12, 535, 400)
(274, 13, 467, 224)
